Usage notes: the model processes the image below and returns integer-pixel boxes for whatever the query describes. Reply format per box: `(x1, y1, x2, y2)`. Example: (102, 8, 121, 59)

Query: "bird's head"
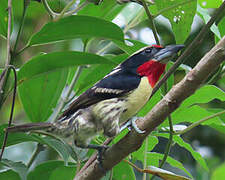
(121, 44, 184, 87)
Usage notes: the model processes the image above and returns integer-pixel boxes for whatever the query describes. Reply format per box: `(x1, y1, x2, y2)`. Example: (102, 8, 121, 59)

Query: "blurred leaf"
(165, 61, 174, 92)
(19, 68, 68, 122)
(198, 0, 223, 8)
(155, 0, 197, 43)
(146, 166, 191, 180)
(49, 166, 76, 180)
(148, 152, 193, 178)
(18, 51, 113, 82)
(0, 126, 77, 162)
(211, 162, 225, 180)
(76, 54, 127, 94)
(155, 133, 209, 171)
(113, 160, 135, 180)
(218, 16, 225, 37)
(210, 123, 225, 134)
(0, 0, 9, 38)
(27, 161, 75, 180)
(29, 15, 124, 46)
(181, 85, 225, 108)
(0, 159, 28, 180)
(197, 4, 221, 39)
(132, 136, 158, 162)
(78, 0, 126, 21)
(33, 136, 77, 164)
(0, 170, 20, 180)
(113, 39, 147, 55)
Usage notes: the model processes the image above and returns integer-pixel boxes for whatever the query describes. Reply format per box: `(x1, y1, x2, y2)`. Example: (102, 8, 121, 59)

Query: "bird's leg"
(74, 141, 108, 171)
(120, 116, 145, 134)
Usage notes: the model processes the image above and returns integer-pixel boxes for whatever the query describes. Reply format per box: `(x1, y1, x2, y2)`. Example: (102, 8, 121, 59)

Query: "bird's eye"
(145, 48, 152, 53)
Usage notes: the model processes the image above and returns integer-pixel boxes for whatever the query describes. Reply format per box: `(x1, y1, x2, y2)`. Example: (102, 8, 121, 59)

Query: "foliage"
(0, 0, 225, 179)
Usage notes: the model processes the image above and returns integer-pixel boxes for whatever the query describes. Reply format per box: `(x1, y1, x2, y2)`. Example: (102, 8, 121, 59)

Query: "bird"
(7, 44, 184, 164)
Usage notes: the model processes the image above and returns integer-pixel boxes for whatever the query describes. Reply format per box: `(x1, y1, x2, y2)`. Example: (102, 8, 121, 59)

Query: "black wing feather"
(59, 69, 141, 119)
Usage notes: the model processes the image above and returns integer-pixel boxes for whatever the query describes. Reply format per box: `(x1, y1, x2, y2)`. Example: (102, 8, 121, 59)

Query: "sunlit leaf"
(198, 0, 223, 8)
(155, 0, 197, 43)
(113, 160, 135, 179)
(211, 162, 225, 180)
(29, 16, 124, 46)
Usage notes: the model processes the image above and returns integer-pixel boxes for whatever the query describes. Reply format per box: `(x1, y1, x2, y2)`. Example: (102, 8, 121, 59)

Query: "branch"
(74, 36, 225, 180)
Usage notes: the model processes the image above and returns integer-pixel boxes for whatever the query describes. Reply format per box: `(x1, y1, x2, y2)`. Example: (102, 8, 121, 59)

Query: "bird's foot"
(86, 144, 109, 172)
(120, 117, 145, 134)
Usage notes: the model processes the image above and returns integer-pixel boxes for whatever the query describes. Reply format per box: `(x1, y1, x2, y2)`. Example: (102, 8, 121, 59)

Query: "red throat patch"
(137, 60, 166, 88)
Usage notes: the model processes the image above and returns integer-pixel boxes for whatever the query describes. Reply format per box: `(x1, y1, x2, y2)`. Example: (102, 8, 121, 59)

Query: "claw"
(120, 120, 132, 132)
(131, 117, 145, 134)
(86, 144, 108, 172)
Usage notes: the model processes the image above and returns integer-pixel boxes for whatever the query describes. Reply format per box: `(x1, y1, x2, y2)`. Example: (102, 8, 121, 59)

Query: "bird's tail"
(7, 122, 54, 133)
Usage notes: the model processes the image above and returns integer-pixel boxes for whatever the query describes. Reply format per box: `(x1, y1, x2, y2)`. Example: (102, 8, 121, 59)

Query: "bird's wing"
(59, 69, 141, 119)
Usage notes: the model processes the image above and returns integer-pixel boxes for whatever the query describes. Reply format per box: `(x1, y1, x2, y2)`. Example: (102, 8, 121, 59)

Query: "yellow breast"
(120, 76, 153, 122)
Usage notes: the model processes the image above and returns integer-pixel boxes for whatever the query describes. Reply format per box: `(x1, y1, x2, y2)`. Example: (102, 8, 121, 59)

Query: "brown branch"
(74, 36, 225, 180)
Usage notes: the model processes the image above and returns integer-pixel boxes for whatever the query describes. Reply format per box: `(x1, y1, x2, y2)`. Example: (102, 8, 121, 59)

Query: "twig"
(0, 66, 17, 161)
(173, 110, 225, 135)
(13, 0, 30, 54)
(0, 0, 12, 108)
(27, 143, 44, 168)
(141, 0, 160, 45)
(151, 1, 225, 98)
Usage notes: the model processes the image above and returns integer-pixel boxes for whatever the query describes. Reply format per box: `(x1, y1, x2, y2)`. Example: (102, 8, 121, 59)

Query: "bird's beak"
(154, 44, 185, 63)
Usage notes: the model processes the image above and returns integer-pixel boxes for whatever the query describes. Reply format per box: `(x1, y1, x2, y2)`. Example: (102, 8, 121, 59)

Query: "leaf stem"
(42, 0, 58, 19)
(27, 143, 44, 168)
(140, 0, 160, 45)
(13, 0, 30, 54)
(0, 0, 12, 108)
(174, 110, 225, 135)
(0, 65, 17, 161)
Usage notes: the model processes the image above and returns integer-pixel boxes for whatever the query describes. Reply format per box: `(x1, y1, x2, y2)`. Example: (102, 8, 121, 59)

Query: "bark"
(75, 36, 225, 180)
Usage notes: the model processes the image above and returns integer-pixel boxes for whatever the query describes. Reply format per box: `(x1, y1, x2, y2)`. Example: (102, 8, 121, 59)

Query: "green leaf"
(49, 166, 76, 180)
(0, 170, 20, 180)
(197, 4, 221, 39)
(0, 159, 28, 180)
(18, 68, 68, 122)
(113, 39, 147, 55)
(0, 126, 77, 162)
(32, 136, 77, 164)
(27, 161, 75, 180)
(181, 85, 225, 109)
(28, 15, 124, 46)
(147, 166, 191, 180)
(0, 0, 9, 38)
(155, 133, 209, 171)
(198, 0, 223, 8)
(155, 0, 197, 43)
(148, 152, 193, 178)
(211, 162, 225, 180)
(18, 51, 113, 82)
(113, 160, 135, 180)
(218, 16, 225, 38)
(78, 0, 126, 21)
(132, 136, 158, 162)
